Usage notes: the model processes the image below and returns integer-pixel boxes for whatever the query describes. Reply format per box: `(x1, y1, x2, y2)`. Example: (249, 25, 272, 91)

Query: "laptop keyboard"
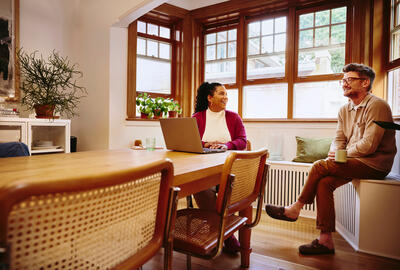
(202, 148, 227, 154)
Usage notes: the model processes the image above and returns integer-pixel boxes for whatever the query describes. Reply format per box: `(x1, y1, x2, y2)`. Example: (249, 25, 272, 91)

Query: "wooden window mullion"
(287, 7, 296, 119)
(237, 16, 245, 117)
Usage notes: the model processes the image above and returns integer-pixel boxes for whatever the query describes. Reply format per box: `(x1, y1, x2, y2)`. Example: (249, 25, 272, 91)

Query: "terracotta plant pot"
(140, 112, 148, 119)
(153, 109, 162, 119)
(168, 111, 177, 118)
(34, 105, 56, 118)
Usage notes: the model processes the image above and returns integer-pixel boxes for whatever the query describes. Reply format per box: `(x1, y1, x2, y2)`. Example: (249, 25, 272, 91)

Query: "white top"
(202, 109, 231, 143)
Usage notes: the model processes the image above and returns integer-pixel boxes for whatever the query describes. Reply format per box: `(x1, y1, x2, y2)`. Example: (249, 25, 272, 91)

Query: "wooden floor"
(144, 206, 400, 270)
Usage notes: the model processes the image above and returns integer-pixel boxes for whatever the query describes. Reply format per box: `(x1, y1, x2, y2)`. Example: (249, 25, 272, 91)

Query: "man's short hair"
(342, 63, 375, 91)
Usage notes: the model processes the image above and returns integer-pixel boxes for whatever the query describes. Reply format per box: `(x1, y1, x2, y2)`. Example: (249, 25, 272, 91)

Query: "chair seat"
(173, 208, 248, 256)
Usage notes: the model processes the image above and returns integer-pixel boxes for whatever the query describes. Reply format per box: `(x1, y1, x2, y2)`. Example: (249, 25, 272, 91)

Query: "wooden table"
(0, 149, 253, 267)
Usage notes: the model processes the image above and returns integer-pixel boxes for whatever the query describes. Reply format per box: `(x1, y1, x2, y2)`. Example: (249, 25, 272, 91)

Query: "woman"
(192, 82, 247, 254)
(193, 82, 246, 150)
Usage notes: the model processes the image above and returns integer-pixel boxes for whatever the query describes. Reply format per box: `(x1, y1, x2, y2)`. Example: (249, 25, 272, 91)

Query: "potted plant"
(136, 93, 154, 119)
(18, 49, 86, 118)
(153, 97, 168, 119)
(165, 99, 182, 118)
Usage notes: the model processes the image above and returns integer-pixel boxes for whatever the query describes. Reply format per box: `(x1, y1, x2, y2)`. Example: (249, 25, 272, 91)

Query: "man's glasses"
(339, 77, 366, 86)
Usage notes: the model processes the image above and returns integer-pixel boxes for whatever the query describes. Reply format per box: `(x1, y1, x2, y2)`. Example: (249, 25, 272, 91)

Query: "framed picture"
(0, 0, 19, 102)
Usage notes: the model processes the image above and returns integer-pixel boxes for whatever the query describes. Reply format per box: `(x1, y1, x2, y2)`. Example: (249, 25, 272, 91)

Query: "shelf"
(31, 148, 65, 154)
(1, 118, 71, 155)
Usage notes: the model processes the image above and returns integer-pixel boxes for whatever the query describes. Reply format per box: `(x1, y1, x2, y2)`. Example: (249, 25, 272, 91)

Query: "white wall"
(19, 0, 166, 151)
(20, 0, 77, 57)
(70, 0, 166, 151)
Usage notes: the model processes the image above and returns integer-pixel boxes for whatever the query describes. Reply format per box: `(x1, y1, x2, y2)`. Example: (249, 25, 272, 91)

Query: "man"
(265, 63, 397, 255)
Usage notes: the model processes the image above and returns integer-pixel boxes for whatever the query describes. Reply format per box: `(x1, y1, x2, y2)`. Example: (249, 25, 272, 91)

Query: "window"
(226, 89, 238, 113)
(293, 81, 347, 118)
(298, 7, 347, 75)
(293, 6, 348, 118)
(200, 3, 349, 120)
(247, 16, 287, 79)
(136, 21, 172, 94)
(390, 0, 400, 61)
(388, 68, 400, 116)
(241, 14, 289, 119)
(388, 1, 400, 116)
(243, 84, 288, 118)
(205, 29, 237, 84)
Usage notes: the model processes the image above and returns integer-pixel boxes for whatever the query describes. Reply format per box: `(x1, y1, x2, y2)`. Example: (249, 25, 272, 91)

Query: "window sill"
(243, 118, 338, 123)
(124, 118, 161, 127)
(126, 117, 160, 121)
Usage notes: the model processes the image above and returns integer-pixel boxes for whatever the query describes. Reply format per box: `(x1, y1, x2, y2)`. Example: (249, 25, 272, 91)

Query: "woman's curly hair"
(194, 82, 222, 113)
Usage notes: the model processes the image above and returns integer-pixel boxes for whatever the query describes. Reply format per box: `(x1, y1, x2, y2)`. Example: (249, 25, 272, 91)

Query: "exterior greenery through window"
(297, 7, 346, 75)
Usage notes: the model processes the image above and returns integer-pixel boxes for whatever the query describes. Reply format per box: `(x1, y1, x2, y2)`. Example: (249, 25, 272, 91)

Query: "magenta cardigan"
(192, 110, 247, 150)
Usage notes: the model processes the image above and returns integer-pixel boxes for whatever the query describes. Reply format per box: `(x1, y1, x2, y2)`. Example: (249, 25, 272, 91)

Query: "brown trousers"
(298, 158, 387, 232)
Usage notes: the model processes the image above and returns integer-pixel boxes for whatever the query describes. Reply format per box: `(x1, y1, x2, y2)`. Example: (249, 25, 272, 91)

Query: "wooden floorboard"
(144, 207, 400, 270)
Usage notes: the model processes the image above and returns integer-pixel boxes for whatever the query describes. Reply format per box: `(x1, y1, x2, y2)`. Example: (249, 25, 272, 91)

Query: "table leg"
(239, 206, 252, 268)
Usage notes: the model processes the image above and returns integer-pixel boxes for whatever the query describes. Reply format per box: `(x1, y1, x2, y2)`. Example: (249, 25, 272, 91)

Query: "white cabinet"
(0, 119, 26, 144)
(0, 117, 71, 155)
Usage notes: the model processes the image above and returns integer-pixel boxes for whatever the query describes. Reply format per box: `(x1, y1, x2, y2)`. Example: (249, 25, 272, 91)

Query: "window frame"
(294, 3, 350, 83)
(203, 25, 239, 88)
(127, 18, 178, 120)
(136, 18, 175, 98)
(389, 0, 400, 67)
(244, 11, 290, 86)
(387, 0, 400, 118)
(199, 2, 351, 121)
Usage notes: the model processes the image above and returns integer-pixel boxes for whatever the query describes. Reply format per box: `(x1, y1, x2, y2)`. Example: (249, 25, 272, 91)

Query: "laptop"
(159, 117, 227, 154)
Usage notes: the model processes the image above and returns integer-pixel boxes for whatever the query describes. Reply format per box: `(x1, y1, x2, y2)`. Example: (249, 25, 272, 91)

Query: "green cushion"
(292, 136, 333, 163)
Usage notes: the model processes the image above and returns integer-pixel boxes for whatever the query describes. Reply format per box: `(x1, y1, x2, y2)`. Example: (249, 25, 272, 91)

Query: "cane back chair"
(0, 159, 179, 270)
(185, 139, 253, 208)
(174, 148, 269, 269)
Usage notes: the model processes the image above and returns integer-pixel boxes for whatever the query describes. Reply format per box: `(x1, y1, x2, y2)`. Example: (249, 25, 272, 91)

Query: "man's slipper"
(265, 204, 298, 222)
(299, 239, 335, 255)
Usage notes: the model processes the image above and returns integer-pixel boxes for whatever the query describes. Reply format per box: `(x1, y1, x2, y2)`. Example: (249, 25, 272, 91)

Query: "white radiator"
(265, 161, 357, 232)
(334, 181, 357, 245)
(265, 161, 315, 218)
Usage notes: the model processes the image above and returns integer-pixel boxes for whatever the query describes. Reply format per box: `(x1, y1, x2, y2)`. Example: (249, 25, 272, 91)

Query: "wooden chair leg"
(164, 245, 172, 270)
(186, 195, 193, 208)
(186, 254, 192, 270)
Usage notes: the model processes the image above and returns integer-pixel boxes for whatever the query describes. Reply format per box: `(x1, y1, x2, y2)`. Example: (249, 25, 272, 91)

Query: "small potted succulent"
(18, 49, 86, 118)
(136, 93, 154, 119)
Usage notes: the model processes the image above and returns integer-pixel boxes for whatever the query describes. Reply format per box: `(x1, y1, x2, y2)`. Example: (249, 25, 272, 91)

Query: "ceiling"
(166, 0, 229, 10)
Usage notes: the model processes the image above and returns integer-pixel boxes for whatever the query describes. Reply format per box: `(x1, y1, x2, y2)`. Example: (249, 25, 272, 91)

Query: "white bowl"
(35, 140, 53, 147)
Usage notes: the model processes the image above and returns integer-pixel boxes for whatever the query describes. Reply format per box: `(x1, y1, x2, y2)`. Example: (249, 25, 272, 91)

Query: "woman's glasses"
(339, 77, 366, 86)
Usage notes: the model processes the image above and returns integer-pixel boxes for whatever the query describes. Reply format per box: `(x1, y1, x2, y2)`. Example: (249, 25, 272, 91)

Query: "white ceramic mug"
(335, 149, 347, 163)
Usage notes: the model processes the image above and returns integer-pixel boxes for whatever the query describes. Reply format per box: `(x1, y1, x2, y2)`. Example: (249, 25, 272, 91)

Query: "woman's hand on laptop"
(206, 141, 228, 150)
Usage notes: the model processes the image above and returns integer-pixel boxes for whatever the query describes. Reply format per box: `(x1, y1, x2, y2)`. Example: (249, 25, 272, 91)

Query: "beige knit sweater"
(333, 94, 397, 173)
